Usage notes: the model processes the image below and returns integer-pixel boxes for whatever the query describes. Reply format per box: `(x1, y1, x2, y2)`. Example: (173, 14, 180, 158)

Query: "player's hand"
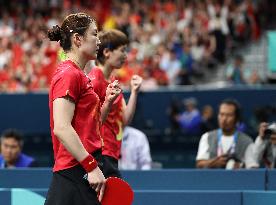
(106, 80, 121, 103)
(87, 167, 106, 202)
(130, 75, 142, 93)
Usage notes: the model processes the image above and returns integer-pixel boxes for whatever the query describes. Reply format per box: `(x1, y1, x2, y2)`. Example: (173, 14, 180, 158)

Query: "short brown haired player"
(89, 29, 142, 178)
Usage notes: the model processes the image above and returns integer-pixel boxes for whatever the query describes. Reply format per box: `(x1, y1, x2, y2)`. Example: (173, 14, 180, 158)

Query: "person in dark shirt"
(0, 129, 36, 168)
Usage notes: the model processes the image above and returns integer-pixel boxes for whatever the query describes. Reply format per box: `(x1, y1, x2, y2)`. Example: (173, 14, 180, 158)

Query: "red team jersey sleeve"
(52, 69, 81, 102)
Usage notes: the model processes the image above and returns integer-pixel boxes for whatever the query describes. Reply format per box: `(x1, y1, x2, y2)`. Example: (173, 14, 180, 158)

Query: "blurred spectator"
(175, 97, 202, 135)
(208, 12, 228, 63)
(178, 43, 193, 85)
(226, 55, 246, 84)
(226, 55, 261, 85)
(190, 34, 205, 66)
(0, 12, 14, 38)
(251, 122, 276, 168)
(150, 54, 169, 86)
(226, 55, 245, 85)
(247, 69, 261, 85)
(167, 97, 182, 134)
(119, 126, 152, 170)
(196, 99, 254, 169)
(0, 129, 36, 168)
(200, 105, 217, 134)
(201, 31, 217, 69)
(140, 68, 158, 91)
(159, 47, 182, 85)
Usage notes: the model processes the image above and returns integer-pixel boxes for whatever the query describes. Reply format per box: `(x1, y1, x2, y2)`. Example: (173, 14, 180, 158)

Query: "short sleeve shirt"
(49, 60, 102, 172)
(89, 67, 124, 160)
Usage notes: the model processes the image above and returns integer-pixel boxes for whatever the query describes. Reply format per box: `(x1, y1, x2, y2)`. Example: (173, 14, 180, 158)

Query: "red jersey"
(49, 60, 102, 172)
(89, 67, 124, 160)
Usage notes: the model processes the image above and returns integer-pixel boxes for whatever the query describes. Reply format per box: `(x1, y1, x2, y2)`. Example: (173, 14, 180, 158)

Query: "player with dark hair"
(45, 13, 121, 205)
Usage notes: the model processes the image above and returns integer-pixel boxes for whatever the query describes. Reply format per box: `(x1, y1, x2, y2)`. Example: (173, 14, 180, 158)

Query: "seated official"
(119, 126, 152, 170)
(196, 99, 255, 169)
(0, 129, 36, 168)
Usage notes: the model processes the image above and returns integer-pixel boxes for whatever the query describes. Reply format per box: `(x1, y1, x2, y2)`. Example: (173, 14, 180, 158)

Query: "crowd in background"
(0, 0, 268, 93)
(0, 0, 275, 169)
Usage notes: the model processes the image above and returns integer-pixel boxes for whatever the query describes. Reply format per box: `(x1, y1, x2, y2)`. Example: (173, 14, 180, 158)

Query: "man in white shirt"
(196, 99, 255, 169)
(252, 122, 276, 168)
(119, 126, 152, 170)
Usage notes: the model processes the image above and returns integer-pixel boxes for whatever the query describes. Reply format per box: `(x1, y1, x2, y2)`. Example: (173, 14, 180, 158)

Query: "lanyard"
(217, 129, 238, 156)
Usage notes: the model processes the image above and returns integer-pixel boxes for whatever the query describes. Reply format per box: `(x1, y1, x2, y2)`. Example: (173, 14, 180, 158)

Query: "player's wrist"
(80, 154, 98, 173)
(104, 97, 114, 105)
(131, 89, 139, 95)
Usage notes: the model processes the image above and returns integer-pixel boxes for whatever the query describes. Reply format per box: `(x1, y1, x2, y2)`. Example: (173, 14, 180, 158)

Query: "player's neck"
(99, 64, 113, 80)
(67, 53, 86, 70)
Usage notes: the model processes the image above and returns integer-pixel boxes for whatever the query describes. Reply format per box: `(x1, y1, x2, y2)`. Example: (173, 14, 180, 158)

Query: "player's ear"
(72, 33, 83, 48)
(103, 48, 110, 59)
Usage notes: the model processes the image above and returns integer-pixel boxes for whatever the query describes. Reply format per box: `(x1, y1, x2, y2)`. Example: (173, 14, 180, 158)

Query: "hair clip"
(66, 25, 73, 33)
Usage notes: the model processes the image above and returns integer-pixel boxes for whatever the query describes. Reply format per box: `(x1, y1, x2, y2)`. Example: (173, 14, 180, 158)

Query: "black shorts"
(102, 155, 121, 178)
(44, 150, 103, 205)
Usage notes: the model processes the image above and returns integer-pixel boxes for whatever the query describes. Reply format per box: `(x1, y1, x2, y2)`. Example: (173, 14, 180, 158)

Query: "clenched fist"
(130, 75, 143, 93)
(106, 80, 122, 103)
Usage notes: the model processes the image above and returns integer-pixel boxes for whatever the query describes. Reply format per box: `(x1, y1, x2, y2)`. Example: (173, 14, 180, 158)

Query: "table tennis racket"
(101, 177, 134, 205)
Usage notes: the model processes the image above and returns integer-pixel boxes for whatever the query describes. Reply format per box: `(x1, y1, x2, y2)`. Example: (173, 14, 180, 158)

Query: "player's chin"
(90, 53, 97, 60)
(90, 49, 98, 59)
(116, 62, 125, 69)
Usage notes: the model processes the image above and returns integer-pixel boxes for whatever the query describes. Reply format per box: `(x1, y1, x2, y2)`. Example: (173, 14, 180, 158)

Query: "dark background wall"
(0, 86, 275, 168)
(0, 86, 275, 134)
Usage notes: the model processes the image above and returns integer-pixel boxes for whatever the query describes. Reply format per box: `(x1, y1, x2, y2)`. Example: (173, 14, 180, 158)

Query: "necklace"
(70, 57, 83, 69)
(69, 57, 89, 76)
